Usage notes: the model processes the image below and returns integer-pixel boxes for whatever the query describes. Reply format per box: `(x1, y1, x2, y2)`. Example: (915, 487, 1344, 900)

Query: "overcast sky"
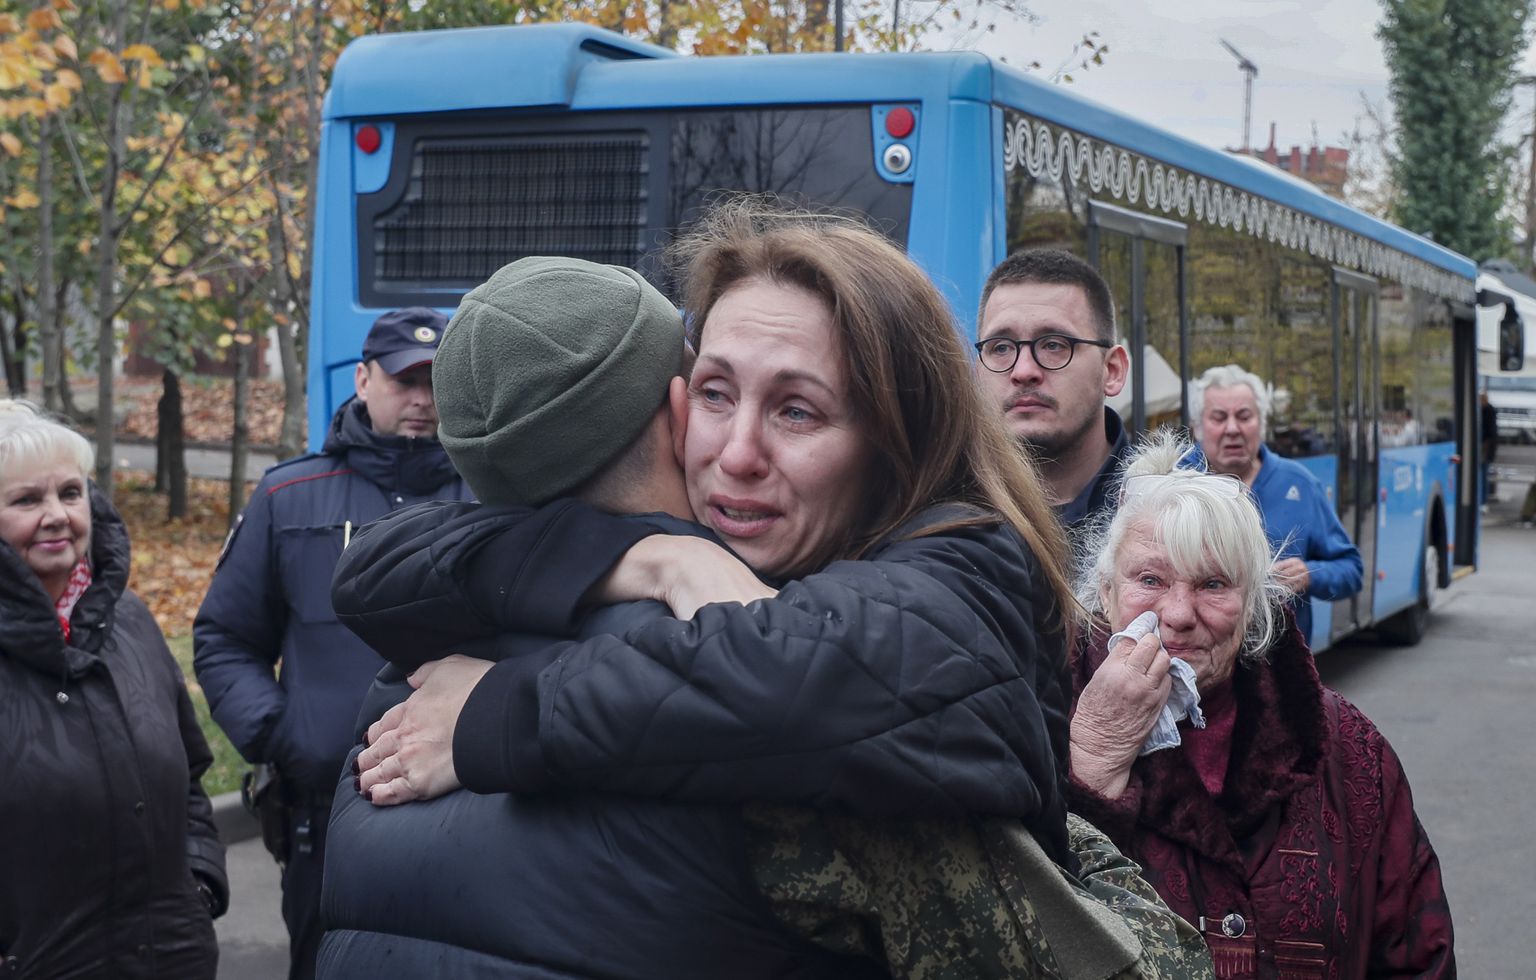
(936, 0, 1536, 157)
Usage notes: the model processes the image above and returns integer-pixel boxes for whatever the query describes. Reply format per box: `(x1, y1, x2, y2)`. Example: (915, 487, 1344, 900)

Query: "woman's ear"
(668, 376, 689, 467)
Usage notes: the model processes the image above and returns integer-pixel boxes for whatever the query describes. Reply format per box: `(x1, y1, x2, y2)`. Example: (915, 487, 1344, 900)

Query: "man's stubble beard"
(1013, 403, 1102, 467)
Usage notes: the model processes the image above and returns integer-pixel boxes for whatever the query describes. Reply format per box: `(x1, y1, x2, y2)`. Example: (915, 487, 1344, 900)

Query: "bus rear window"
(668, 107, 912, 247)
(363, 130, 654, 302)
(354, 106, 911, 308)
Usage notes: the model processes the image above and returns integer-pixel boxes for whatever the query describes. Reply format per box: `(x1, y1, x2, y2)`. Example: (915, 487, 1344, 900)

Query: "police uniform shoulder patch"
(216, 512, 244, 568)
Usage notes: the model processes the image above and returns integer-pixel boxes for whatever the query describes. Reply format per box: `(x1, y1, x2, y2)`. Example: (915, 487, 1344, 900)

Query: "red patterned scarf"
(55, 558, 91, 642)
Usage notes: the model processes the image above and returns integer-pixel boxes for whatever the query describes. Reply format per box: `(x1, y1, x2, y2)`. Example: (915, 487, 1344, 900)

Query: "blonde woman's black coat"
(0, 488, 226, 979)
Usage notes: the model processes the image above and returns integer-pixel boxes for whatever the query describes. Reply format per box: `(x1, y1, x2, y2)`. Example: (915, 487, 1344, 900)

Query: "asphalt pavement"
(1314, 452, 1536, 980)
(114, 440, 279, 483)
(203, 452, 1536, 978)
(215, 839, 288, 979)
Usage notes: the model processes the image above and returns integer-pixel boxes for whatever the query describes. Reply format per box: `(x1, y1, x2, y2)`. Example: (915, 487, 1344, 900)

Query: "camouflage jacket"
(747, 807, 1213, 980)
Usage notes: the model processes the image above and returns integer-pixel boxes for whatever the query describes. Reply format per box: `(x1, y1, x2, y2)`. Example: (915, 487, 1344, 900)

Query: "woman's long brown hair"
(669, 197, 1073, 620)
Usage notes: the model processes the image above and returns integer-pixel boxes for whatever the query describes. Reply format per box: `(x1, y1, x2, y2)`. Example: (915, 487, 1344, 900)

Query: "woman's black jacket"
(333, 499, 1074, 867)
(0, 488, 226, 979)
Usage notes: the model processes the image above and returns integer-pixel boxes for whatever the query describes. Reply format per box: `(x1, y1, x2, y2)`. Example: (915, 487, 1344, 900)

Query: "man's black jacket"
(320, 514, 877, 979)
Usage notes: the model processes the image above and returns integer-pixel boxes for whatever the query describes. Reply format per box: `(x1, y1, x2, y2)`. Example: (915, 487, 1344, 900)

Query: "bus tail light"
(356, 125, 382, 154)
(885, 107, 916, 138)
(873, 104, 918, 184)
(352, 122, 394, 195)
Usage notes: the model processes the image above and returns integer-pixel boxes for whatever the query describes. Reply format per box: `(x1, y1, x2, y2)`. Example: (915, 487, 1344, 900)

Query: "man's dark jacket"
(1, 488, 226, 979)
(1056, 407, 1129, 536)
(320, 514, 879, 979)
(332, 499, 1075, 867)
(193, 399, 472, 795)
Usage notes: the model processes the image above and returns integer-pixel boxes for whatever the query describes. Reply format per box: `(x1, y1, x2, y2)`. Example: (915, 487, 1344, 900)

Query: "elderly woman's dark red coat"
(1069, 622, 1454, 980)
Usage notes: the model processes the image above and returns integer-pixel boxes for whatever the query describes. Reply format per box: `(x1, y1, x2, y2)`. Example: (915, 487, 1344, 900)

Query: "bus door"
(1087, 202, 1189, 434)
(1331, 268, 1380, 642)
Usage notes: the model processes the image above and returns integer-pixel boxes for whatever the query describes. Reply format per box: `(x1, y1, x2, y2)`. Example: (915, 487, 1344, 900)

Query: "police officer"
(193, 308, 472, 980)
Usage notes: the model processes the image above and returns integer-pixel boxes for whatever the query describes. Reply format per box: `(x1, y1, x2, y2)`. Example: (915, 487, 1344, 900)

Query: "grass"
(168, 634, 247, 798)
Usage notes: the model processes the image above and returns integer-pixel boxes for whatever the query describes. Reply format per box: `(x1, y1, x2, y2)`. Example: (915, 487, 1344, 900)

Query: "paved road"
(113, 440, 279, 483)
(209, 502, 1534, 977)
(1316, 512, 1533, 977)
(216, 838, 288, 979)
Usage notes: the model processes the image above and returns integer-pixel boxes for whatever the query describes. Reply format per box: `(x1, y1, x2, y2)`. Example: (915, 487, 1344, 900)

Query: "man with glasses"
(975, 249, 1130, 534)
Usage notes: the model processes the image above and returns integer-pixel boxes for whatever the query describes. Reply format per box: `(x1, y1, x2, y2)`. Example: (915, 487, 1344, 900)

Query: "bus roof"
(327, 24, 1475, 282)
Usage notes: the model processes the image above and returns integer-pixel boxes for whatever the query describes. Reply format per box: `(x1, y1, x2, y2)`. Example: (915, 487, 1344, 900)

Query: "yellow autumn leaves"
(0, 3, 167, 141)
(88, 43, 166, 89)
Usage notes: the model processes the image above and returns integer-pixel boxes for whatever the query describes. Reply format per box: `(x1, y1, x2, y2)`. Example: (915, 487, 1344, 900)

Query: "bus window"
(669, 107, 913, 257)
(354, 106, 913, 310)
(1271, 259, 1335, 459)
(1003, 142, 1088, 257)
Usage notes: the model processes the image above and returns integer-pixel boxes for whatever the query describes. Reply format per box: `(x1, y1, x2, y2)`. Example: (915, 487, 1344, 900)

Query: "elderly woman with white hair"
(0, 400, 226, 978)
(1067, 432, 1453, 979)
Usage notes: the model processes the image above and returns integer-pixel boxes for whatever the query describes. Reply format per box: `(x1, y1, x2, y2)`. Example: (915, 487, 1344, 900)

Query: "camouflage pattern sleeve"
(744, 803, 1212, 980)
(1054, 814, 1213, 980)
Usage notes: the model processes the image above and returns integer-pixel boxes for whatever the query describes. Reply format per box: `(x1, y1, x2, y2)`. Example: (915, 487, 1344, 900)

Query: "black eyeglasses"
(973, 333, 1112, 373)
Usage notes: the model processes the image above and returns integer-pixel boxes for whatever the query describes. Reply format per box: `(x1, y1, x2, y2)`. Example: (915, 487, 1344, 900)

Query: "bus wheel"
(1380, 543, 1438, 646)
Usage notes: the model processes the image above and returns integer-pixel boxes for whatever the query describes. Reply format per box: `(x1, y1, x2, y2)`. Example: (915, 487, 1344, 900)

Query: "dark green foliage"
(1379, 0, 1530, 260)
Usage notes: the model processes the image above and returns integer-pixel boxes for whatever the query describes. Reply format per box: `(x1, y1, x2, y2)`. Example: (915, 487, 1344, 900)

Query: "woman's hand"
(1070, 633, 1172, 800)
(356, 655, 492, 806)
(589, 534, 777, 620)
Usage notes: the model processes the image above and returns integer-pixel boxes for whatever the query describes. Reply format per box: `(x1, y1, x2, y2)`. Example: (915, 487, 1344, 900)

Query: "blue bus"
(310, 23, 1483, 649)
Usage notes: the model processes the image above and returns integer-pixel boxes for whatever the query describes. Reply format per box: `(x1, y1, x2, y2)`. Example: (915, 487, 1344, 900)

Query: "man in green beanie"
(323, 257, 1209, 980)
(432, 255, 692, 511)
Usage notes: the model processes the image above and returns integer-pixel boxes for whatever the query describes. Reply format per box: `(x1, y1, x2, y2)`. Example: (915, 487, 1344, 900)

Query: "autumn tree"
(1340, 95, 1398, 220)
(128, 96, 273, 516)
(0, 4, 94, 408)
(0, 0, 233, 494)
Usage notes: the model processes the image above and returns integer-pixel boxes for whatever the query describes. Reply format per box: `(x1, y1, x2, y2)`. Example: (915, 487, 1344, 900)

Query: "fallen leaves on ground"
(115, 375, 287, 447)
(116, 471, 251, 639)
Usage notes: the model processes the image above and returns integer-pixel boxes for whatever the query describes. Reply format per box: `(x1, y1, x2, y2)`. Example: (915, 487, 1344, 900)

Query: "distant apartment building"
(1243, 122, 1350, 198)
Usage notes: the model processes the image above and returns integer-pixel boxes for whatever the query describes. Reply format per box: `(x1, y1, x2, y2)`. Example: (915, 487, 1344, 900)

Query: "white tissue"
(1106, 611, 1205, 756)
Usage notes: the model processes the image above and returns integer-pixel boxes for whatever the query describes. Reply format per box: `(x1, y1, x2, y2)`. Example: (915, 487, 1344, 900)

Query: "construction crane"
(1220, 38, 1259, 152)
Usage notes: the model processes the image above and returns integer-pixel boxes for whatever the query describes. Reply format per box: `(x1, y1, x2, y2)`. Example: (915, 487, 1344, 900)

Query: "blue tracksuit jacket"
(1187, 445, 1363, 644)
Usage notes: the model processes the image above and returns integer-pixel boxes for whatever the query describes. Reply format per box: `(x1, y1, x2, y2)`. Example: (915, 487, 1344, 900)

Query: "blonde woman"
(0, 401, 225, 978)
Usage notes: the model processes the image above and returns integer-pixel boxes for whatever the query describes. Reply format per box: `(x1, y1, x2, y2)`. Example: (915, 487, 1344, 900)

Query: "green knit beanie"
(434, 257, 684, 506)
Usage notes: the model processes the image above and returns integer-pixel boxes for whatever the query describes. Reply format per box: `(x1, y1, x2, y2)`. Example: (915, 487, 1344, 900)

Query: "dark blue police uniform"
(193, 308, 470, 980)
